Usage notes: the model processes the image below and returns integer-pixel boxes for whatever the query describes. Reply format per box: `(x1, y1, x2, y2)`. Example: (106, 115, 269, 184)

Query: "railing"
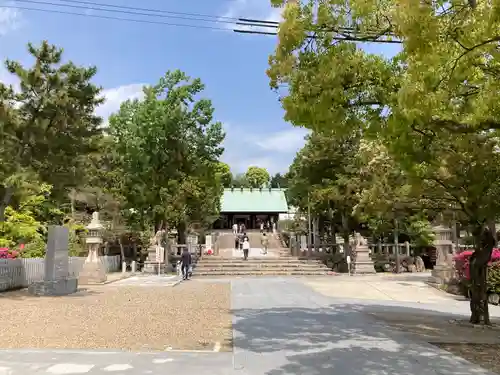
(0, 255, 121, 292)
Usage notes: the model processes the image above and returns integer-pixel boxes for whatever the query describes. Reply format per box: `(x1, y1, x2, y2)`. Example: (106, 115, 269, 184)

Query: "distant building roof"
(221, 188, 289, 213)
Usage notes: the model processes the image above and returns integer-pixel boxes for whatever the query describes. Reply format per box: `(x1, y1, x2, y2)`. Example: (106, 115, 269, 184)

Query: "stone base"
(143, 262, 168, 274)
(353, 261, 377, 274)
(353, 247, 377, 274)
(79, 260, 107, 284)
(429, 265, 455, 285)
(28, 277, 78, 296)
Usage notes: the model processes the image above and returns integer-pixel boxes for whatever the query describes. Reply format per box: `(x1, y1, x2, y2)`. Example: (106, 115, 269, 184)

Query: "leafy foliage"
(269, 0, 500, 323)
(0, 41, 103, 221)
(108, 70, 225, 238)
(245, 166, 270, 188)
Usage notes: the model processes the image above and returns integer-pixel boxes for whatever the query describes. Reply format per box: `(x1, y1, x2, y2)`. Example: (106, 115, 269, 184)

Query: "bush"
(454, 249, 500, 280)
(20, 239, 46, 258)
(0, 247, 18, 259)
(454, 249, 500, 295)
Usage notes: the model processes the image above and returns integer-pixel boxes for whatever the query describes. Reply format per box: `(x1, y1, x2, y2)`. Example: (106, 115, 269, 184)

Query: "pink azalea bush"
(0, 247, 19, 259)
(454, 248, 500, 280)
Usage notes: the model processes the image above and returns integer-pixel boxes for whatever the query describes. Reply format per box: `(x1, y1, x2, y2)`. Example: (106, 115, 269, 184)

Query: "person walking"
(234, 233, 239, 250)
(242, 237, 250, 260)
(180, 247, 192, 280)
(232, 222, 238, 235)
(261, 232, 269, 255)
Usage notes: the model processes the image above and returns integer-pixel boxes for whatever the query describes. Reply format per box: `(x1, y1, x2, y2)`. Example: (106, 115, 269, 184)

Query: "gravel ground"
(435, 343, 500, 374)
(0, 282, 232, 351)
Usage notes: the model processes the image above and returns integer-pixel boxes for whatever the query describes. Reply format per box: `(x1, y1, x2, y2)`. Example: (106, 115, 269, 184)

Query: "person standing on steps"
(234, 232, 239, 250)
(242, 237, 250, 260)
(261, 232, 269, 255)
(180, 247, 192, 280)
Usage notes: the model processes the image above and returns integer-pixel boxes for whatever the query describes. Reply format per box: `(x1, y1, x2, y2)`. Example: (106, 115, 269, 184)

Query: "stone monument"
(79, 212, 107, 284)
(143, 229, 167, 274)
(28, 226, 78, 296)
(352, 232, 376, 274)
(429, 225, 455, 285)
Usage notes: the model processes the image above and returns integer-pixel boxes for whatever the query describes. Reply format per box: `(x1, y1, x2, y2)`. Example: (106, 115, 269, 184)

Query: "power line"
(1, 2, 401, 43)
(2, 5, 232, 31)
(25, 0, 240, 21)
(13, 0, 243, 26)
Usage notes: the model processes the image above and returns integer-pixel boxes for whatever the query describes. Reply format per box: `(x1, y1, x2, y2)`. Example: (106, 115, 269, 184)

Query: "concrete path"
(0, 277, 496, 374)
(231, 277, 495, 375)
(111, 274, 180, 287)
(305, 272, 459, 304)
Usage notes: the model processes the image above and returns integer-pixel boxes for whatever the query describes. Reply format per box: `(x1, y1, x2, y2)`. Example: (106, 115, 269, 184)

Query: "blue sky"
(0, 0, 400, 175)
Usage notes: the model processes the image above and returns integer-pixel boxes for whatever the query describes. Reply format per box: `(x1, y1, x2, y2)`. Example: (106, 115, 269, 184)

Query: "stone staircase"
(194, 256, 331, 276)
(194, 230, 331, 277)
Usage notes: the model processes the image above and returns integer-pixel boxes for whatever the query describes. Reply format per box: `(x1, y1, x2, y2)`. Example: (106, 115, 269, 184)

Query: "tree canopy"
(245, 166, 271, 188)
(0, 42, 227, 258)
(270, 0, 500, 324)
(108, 70, 225, 239)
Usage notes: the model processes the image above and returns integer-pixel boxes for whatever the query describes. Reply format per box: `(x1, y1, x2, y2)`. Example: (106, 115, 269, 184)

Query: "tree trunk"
(469, 225, 495, 325)
(0, 187, 13, 222)
(118, 236, 125, 263)
(177, 221, 187, 245)
(341, 213, 350, 257)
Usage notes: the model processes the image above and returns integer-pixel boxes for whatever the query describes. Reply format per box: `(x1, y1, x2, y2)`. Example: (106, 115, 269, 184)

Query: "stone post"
(28, 226, 78, 296)
(428, 225, 454, 285)
(79, 212, 107, 284)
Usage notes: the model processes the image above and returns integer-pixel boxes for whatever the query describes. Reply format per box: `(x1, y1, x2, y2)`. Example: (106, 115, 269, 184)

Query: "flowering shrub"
(454, 249, 500, 280)
(0, 247, 18, 259)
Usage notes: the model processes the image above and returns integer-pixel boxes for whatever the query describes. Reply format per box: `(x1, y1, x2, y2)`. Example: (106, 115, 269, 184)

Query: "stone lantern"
(429, 225, 454, 285)
(79, 212, 107, 284)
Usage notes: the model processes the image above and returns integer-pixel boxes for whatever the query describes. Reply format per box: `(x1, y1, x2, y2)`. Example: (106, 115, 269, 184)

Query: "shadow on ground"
(232, 303, 494, 375)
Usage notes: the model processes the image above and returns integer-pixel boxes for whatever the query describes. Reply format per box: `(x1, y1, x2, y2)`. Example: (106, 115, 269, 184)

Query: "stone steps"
(197, 258, 321, 264)
(194, 255, 330, 276)
(194, 270, 330, 276)
(195, 264, 327, 270)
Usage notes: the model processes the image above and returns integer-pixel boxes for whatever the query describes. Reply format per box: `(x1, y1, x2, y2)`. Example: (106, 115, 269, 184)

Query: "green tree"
(108, 70, 225, 243)
(215, 162, 233, 188)
(231, 173, 249, 188)
(287, 131, 361, 250)
(0, 41, 103, 221)
(245, 166, 270, 188)
(270, 172, 288, 188)
(269, 0, 500, 324)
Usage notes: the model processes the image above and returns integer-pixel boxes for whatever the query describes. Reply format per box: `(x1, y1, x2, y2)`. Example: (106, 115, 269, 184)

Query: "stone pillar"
(353, 233, 376, 274)
(28, 226, 78, 296)
(79, 212, 107, 284)
(429, 225, 454, 285)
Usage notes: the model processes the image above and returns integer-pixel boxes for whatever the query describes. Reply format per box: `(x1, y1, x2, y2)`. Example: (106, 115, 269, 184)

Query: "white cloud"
(95, 83, 145, 123)
(220, 0, 282, 32)
(254, 128, 309, 152)
(0, 2, 23, 35)
(221, 123, 306, 174)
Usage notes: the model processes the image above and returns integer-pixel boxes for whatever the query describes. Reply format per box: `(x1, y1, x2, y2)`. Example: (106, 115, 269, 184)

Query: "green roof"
(221, 188, 289, 213)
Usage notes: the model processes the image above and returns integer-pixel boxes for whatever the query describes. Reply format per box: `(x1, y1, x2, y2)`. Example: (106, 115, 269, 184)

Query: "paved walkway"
(305, 272, 460, 303)
(0, 277, 497, 374)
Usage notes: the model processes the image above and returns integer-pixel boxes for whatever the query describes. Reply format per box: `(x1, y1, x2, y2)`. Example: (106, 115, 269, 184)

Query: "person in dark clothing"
(180, 248, 192, 280)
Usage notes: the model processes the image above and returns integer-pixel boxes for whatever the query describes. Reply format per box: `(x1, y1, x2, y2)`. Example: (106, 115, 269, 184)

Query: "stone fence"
(0, 255, 121, 292)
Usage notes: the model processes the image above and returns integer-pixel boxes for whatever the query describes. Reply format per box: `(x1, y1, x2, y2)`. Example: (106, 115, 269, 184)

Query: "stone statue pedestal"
(143, 245, 167, 274)
(353, 233, 376, 274)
